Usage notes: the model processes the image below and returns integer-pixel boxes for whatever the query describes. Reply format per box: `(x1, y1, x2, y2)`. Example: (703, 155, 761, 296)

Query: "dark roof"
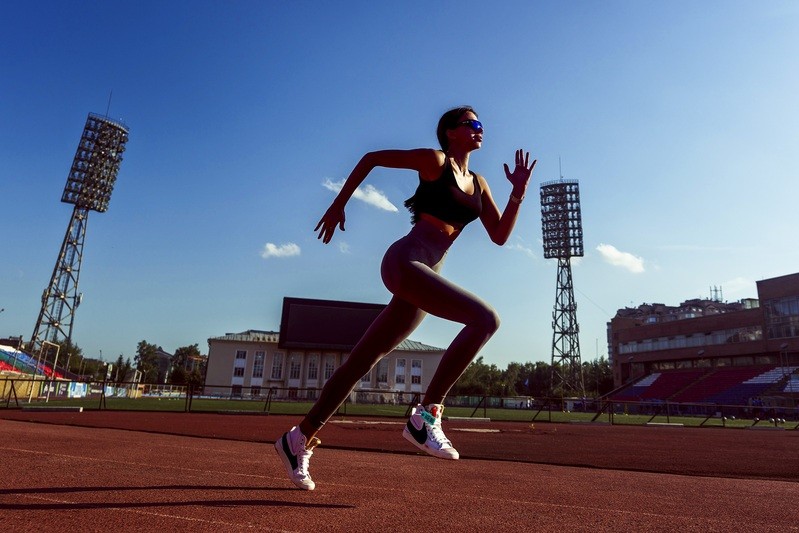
(279, 297, 385, 351)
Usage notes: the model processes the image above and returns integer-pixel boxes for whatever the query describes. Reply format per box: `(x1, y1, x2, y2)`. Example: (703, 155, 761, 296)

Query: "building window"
(253, 351, 265, 378)
(250, 386, 261, 397)
(618, 326, 763, 355)
(764, 296, 799, 339)
(233, 367, 245, 377)
(235, 350, 247, 360)
(307, 355, 318, 380)
(232, 385, 242, 397)
(271, 353, 284, 380)
(411, 359, 422, 385)
(376, 359, 388, 384)
(324, 356, 335, 380)
(395, 358, 406, 385)
(289, 355, 301, 380)
(361, 370, 371, 384)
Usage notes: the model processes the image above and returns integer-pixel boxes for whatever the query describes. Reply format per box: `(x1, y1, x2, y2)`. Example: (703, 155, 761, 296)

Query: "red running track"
(0, 410, 797, 532)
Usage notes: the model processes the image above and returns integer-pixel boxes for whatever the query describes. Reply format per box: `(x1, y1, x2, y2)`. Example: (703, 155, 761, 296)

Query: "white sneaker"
(402, 403, 459, 460)
(274, 426, 320, 490)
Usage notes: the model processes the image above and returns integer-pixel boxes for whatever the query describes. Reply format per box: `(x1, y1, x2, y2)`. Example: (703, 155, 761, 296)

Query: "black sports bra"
(404, 160, 482, 226)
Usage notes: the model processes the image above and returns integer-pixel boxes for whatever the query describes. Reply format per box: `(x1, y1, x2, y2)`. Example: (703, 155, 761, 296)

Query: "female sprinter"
(275, 106, 535, 490)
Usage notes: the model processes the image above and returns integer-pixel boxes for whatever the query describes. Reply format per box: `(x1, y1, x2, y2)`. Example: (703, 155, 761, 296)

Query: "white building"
(204, 297, 445, 403)
(205, 329, 444, 403)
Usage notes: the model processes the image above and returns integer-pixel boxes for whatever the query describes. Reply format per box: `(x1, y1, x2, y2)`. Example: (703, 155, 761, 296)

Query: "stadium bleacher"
(611, 369, 707, 401)
(610, 365, 798, 406)
(672, 367, 764, 404)
(0, 344, 62, 377)
(610, 373, 660, 401)
(707, 366, 799, 405)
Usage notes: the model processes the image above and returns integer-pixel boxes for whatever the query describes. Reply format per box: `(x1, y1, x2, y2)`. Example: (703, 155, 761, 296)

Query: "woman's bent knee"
(476, 305, 501, 336)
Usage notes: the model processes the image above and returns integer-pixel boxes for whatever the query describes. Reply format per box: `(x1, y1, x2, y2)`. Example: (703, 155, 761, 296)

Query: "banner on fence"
(68, 382, 87, 398)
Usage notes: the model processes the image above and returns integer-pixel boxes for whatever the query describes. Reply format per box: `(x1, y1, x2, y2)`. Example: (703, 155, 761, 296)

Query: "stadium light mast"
(540, 176, 586, 398)
(29, 113, 129, 362)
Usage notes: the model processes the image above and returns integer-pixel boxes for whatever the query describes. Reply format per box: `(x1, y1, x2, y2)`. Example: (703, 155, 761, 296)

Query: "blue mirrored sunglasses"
(458, 119, 483, 132)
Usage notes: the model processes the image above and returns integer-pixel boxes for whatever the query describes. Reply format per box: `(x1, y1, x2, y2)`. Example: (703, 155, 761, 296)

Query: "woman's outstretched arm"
(314, 149, 442, 244)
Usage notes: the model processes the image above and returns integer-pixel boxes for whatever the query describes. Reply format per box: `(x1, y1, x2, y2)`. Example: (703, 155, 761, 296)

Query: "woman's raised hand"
(503, 149, 536, 194)
(315, 202, 346, 244)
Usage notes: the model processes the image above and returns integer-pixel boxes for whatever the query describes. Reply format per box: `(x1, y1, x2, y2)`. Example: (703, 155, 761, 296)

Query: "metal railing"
(2, 376, 796, 429)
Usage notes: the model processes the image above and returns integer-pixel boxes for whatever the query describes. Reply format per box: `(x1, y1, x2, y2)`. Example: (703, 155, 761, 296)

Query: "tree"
(135, 340, 159, 383)
(172, 344, 200, 369)
(582, 357, 614, 397)
(519, 361, 551, 397)
(169, 344, 201, 385)
(187, 368, 205, 387)
(52, 338, 83, 374)
(79, 358, 105, 381)
(501, 362, 523, 396)
(450, 357, 503, 396)
(112, 354, 133, 384)
(169, 366, 188, 385)
(451, 357, 615, 399)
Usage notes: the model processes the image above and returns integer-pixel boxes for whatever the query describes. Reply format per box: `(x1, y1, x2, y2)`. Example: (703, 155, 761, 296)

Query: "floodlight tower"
(540, 178, 586, 398)
(30, 113, 129, 361)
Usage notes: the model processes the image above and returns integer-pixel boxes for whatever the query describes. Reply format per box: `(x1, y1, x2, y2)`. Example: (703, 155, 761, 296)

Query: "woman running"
(275, 106, 535, 490)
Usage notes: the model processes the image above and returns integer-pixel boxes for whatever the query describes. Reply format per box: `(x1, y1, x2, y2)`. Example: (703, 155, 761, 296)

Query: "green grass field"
(7, 395, 797, 430)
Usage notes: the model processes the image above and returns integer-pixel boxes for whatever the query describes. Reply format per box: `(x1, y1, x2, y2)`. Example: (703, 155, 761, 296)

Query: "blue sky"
(2, 1, 798, 367)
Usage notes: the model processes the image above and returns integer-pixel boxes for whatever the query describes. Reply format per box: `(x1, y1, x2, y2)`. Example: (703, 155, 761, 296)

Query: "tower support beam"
(550, 257, 585, 397)
(30, 207, 88, 358)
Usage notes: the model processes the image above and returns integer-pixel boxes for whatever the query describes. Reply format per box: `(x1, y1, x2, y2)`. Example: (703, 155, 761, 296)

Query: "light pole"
(627, 356, 634, 382)
(780, 343, 794, 409)
(697, 350, 707, 413)
(10, 333, 20, 372)
(29, 114, 128, 357)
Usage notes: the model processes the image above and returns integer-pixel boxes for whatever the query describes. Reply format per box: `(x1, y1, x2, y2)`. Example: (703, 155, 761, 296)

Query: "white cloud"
(322, 178, 398, 212)
(506, 241, 536, 258)
(338, 241, 351, 254)
(596, 243, 645, 273)
(261, 242, 301, 259)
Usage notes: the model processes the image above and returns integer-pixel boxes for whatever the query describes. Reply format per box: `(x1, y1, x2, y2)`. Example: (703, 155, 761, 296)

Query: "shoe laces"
(296, 437, 320, 477)
(424, 418, 452, 447)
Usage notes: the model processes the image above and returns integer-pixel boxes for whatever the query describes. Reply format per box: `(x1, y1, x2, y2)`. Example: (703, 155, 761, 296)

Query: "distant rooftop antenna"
(710, 286, 723, 302)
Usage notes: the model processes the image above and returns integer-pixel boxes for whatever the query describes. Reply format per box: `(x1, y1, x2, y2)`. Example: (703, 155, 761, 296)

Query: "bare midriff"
(417, 213, 462, 239)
